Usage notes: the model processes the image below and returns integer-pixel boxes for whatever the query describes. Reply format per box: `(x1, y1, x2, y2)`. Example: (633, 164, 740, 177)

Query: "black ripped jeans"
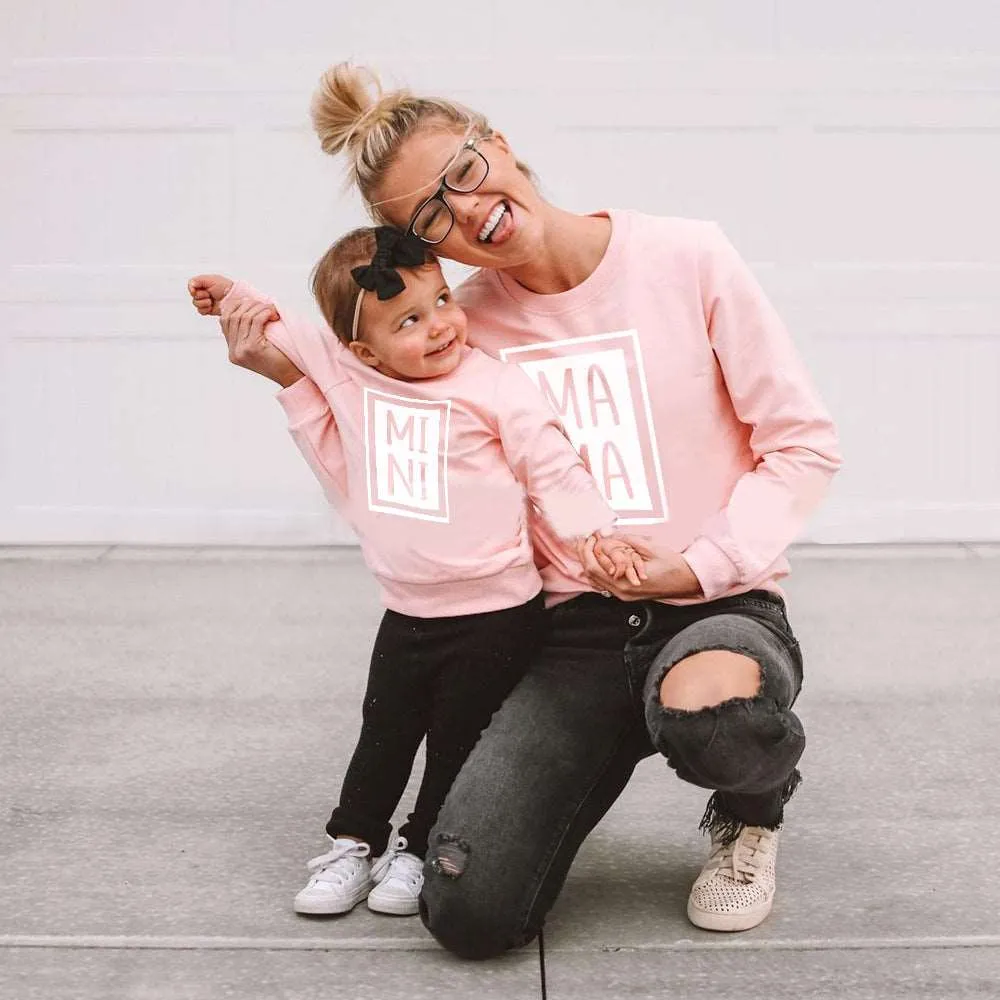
(327, 593, 547, 859)
(420, 590, 804, 958)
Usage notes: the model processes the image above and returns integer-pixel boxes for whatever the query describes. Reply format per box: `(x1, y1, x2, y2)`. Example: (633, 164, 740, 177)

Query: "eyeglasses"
(406, 133, 492, 245)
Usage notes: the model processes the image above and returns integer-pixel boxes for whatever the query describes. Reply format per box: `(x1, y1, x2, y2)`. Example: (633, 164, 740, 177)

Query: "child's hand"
(591, 534, 647, 587)
(188, 274, 234, 316)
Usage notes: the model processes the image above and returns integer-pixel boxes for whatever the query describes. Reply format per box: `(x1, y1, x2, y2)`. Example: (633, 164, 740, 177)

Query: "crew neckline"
(490, 209, 630, 316)
(337, 340, 478, 390)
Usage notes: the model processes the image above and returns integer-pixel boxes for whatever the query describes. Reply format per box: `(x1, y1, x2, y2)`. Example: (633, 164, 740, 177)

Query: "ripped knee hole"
(429, 833, 470, 879)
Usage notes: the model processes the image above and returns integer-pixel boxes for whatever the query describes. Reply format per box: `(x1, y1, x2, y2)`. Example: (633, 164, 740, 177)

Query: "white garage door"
(3, 2, 999, 544)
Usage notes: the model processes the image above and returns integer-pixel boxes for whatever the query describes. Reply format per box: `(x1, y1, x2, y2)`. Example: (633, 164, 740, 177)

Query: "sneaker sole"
(686, 897, 773, 932)
(367, 894, 420, 916)
(294, 885, 372, 916)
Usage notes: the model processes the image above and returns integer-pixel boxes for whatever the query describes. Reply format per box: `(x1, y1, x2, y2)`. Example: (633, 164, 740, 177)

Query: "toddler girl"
(188, 226, 641, 917)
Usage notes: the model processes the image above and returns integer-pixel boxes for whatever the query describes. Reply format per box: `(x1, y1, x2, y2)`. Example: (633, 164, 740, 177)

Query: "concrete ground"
(1, 545, 998, 1000)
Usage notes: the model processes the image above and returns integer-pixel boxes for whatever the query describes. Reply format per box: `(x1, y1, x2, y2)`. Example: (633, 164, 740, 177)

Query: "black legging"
(327, 592, 547, 857)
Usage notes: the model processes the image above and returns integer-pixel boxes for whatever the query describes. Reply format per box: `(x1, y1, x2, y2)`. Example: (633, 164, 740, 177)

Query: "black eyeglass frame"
(405, 133, 494, 245)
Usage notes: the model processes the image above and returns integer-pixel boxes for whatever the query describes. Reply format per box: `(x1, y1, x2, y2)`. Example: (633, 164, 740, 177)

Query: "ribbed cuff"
(220, 279, 272, 311)
(543, 486, 617, 542)
(681, 535, 741, 601)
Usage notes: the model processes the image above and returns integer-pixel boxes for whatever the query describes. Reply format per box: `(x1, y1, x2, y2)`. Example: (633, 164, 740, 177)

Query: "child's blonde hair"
(311, 227, 436, 346)
(310, 63, 533, 220)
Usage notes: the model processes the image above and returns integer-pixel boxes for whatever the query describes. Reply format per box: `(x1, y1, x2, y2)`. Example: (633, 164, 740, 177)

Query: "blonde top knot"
(310, 64, 404, 157)
(308, 62, 493, 215)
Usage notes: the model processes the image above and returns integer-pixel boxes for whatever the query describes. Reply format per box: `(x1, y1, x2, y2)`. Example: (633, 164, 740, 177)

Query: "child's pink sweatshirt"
(220, 282, 616, 617)
(455, 213, 843, 602)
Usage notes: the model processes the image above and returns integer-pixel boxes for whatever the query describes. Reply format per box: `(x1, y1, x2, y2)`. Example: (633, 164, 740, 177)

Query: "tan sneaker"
(687, 826, 778, 931)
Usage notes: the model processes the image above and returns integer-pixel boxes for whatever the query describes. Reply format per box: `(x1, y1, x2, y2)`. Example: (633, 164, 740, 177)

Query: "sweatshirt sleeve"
(494, 362, 617, 541)
(680, 224, 842, 600)
(219, 280, 341, 385)
(274, 376, 349, 509)
(221, 280, 350, 508)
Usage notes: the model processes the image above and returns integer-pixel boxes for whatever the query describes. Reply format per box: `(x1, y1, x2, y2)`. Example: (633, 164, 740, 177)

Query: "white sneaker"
(293, 838, 373, 915)
(687, 826, 779, 932)
(367, 837, 424, 916)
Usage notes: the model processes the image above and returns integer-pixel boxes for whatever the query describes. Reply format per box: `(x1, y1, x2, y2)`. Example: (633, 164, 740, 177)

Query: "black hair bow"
(351, 226, 427, 300)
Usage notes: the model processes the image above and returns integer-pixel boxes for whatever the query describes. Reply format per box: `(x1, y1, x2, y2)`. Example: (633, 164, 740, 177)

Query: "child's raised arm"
(216, 294, 350, 512)
(189, 273, 305, 389)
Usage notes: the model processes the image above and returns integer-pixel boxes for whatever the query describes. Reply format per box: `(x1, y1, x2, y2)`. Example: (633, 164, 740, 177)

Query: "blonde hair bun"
(310, 63, 409, 157)
(307, 61, 495, 219)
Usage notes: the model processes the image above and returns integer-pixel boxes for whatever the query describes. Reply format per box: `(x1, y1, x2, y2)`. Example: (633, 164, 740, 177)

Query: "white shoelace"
(305, 840, 370, 885)
(704, 827, 773, 884)
(372, 836, 423, 889)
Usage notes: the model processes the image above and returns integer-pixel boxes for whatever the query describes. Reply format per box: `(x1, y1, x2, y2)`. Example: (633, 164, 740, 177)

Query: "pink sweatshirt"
(455, 213, 842, 602)
(220, 282, 616, 617)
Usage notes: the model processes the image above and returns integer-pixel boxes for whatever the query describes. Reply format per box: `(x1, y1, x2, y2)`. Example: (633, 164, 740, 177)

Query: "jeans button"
(628, 613, 642, 627)
(600, 590, 612, 598)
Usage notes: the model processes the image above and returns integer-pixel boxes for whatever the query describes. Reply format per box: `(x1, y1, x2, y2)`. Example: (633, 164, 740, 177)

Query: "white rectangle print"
(500, 331, 668, 524)
(364, 388, 452, 523)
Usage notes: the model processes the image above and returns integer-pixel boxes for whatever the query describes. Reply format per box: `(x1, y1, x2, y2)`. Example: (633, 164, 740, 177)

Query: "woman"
(214, 63, 841, 958)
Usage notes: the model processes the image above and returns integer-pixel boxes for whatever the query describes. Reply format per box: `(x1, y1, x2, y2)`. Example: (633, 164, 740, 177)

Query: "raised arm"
(275, 375, 351, 512)
(189, 273, 304, 388)
(216, 282, 350, 508)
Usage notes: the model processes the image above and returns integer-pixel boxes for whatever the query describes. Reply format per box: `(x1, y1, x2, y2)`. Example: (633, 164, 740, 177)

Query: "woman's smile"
(477, 200, 512, 243)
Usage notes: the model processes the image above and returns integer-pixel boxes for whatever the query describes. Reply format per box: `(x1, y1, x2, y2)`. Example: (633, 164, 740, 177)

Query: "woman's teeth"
(478, 202, 507, 242)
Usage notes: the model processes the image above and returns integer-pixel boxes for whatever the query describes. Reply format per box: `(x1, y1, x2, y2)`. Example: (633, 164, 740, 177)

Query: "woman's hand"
(219, 298, 305, 389)
(580, 534, 704, 601)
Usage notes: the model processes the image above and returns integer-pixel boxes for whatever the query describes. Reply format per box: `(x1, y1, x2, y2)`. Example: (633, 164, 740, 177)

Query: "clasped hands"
(188, 273, 304, 388)
(577, 533, 703, 601)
